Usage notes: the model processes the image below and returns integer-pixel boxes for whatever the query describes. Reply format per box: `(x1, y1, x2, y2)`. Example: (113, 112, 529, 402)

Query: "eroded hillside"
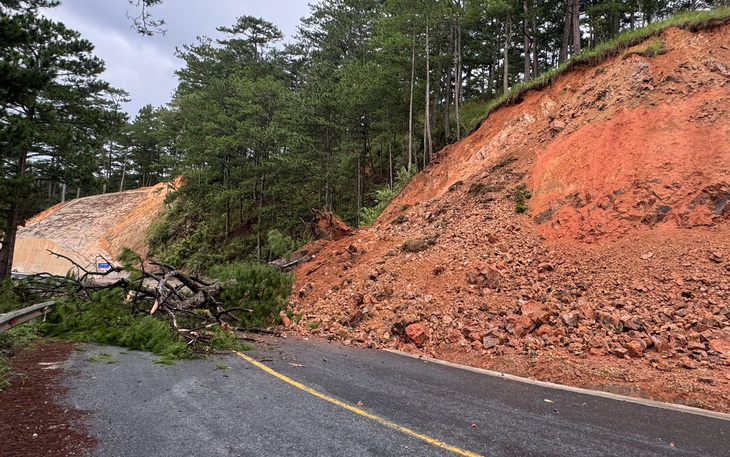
(13, 184, 169, 276)
(288, 24, 730, 411)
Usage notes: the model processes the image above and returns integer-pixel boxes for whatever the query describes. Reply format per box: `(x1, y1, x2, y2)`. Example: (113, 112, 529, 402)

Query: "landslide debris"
(287, 25, 730, 412)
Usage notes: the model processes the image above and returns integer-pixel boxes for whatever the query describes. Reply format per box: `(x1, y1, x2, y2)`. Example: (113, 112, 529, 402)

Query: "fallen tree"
(21, 248, 292, 351)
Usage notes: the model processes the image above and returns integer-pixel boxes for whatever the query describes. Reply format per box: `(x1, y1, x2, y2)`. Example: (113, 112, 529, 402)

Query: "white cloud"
(43, 0, 311, 115)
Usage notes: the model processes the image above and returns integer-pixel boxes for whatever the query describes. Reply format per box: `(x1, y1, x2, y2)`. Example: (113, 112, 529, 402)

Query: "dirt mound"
(308, 209, 354, 241)
(13, 184, 169, 276)
(288, 25, 730, 411)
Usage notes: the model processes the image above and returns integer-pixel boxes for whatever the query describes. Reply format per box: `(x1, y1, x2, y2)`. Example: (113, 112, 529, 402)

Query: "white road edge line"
(384, 349, 730, 422)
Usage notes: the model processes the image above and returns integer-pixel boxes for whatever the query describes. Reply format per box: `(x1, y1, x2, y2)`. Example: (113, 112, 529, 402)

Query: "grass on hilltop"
(460, 7, 730, 135)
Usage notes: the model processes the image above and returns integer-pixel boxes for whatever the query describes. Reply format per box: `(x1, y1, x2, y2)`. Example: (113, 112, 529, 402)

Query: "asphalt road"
(64, 337, 730, 457)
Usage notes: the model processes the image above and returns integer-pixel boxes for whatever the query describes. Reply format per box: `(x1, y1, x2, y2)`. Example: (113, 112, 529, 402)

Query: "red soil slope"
(289, 25, 730, 411)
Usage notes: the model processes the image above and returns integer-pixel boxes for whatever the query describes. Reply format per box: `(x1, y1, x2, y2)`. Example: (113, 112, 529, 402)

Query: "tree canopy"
(3, 0, 728, 274)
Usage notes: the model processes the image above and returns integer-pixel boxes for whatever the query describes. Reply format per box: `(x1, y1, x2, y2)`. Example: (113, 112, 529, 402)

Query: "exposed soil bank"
(288, 25, 730, 412)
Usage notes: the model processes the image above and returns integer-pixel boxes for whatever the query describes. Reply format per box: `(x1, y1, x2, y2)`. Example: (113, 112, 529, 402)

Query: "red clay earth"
(288, 24, 730, 412)
(0, 341, 94, 457)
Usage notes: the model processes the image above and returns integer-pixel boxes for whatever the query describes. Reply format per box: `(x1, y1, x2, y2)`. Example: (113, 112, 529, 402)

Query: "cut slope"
(384, 25, 730, 242)
(289, 24, 730, 411)
(13, 184, 169, 276)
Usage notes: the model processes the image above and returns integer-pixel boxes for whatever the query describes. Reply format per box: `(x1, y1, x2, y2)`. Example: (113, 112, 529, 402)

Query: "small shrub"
(360, 167, 417, 226)
(512, 185, 533, 214)
(266, 229, 296, 261)
(286, 311, 303, 324)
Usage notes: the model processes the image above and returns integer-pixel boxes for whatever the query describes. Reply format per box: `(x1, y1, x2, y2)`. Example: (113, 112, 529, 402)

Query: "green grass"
(462, 7, 730, 135)
(626, 37, 667, 58)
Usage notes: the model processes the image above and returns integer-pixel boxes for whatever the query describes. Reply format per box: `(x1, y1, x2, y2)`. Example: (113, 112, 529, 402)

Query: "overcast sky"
(43, 0, 312, 117)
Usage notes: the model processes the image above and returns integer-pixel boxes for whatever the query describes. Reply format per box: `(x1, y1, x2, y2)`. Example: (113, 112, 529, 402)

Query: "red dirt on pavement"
(0, 341, 94, 457)
(288, 24, 730, 412)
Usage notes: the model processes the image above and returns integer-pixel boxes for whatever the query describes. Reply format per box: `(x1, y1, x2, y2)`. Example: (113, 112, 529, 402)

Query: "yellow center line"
(235, 351, 483, 457)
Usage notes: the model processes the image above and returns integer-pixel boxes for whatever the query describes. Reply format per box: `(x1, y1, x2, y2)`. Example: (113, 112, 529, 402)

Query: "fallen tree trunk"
(35, 250, 251, 347)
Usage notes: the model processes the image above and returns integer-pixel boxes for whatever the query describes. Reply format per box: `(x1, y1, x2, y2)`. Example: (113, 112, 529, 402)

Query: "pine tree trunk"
(560, 1, 571, 63)
(0, 201, 20, 279)
(532, 15, 539, 77)
(407, 31, 416, 174)
(119, 150, 127, 192)
(389, 143, 393, 191)
(431, 74, 440, 129)
(423, 113, 427, 169)
(504, 14, 512, 93)
(455, 25, 462, 141)
(487, 61, 494, 97)
(572, 0, 581, 55)
(356, 151, 361, 227)
(256, 174, 264, 261)
(0, 143, 29, 279)
(106, 146, 112, 192)
(445, 23, 453, 141)
(424, 15, 433, 163)
(523, 1, 531, 81)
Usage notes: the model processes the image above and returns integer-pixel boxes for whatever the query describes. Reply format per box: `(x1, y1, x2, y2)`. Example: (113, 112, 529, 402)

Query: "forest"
(2, 0, 729, 276)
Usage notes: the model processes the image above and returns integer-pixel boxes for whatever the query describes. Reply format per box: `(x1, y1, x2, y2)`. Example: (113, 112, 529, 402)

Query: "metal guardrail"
(0, 301, 55, 333)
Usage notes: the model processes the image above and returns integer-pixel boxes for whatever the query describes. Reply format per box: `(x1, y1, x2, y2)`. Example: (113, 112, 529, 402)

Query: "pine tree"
(0, 0, 123, 279)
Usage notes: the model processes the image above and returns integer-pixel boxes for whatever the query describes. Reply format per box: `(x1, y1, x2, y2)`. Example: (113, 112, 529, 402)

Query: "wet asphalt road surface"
(63, 337, 730, 457)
